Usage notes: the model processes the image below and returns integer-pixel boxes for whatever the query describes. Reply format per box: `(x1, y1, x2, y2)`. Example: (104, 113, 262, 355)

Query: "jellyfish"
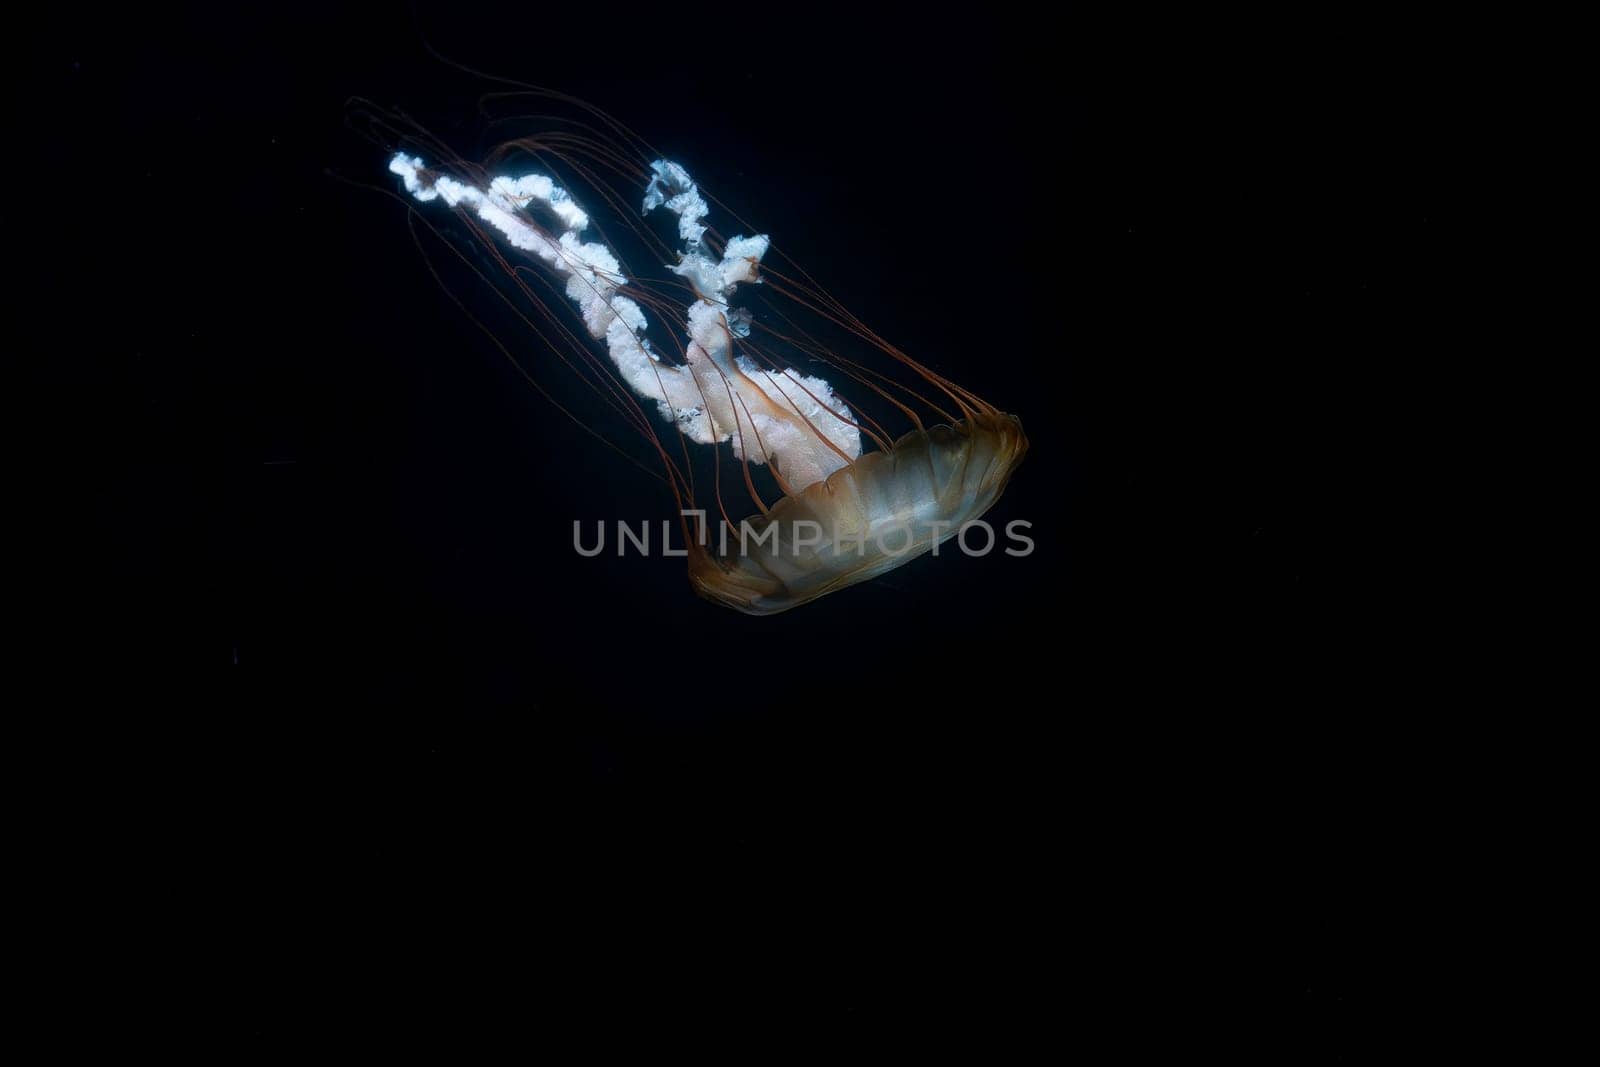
(372, 94, 1027, 615)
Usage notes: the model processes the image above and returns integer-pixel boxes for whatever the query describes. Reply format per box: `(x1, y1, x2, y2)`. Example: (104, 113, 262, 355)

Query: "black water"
(30, 3, 1445, 1048)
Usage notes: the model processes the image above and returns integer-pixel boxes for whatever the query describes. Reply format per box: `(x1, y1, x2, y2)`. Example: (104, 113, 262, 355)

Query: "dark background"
(30, 1, 1438, 1046)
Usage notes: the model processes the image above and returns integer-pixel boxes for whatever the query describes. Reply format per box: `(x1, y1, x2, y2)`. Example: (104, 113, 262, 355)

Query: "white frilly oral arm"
(391, 153, 861, 490)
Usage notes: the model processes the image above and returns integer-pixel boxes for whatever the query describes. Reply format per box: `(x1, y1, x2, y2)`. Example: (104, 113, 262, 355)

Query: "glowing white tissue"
(390, 152, 860, 489)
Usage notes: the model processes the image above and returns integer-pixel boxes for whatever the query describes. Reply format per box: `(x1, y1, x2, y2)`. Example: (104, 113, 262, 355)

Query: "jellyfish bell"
(684, 413, 1027, 614)
(368, 94, 1027, 615)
